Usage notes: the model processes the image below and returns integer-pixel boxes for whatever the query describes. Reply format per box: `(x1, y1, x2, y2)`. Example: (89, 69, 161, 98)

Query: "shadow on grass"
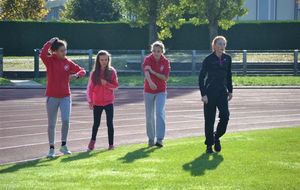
(118, 147, 158, 163)
(183, 153, 224, 176)
(0, 150, 105, 174)
(0, 157, 59, 174)
(60, 150, 105, 163)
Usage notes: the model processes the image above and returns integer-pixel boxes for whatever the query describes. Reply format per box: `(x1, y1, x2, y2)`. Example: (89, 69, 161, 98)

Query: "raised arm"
(40, 42, 51, 66)
(40, 37, 58, 66)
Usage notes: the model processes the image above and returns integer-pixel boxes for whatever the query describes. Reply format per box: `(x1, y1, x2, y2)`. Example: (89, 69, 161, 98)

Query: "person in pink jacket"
(86, 50, 119, 151)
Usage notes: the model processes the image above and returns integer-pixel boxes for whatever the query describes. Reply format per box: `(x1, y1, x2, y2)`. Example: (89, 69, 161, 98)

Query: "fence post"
(34, 49, 40, 78)
(242, 50, 247, 76)
(0, 48, 3, 77)
(294, 49, 298, 76)
(191, 50, 196, 76)
(88, 49, 93, 74)
(141, 50, 145, 75)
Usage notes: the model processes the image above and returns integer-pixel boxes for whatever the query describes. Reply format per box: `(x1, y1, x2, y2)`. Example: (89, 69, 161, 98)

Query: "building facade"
(44, 0, 67, 20)
(237, 0, 300, 21)
(43, 0, 300, 21)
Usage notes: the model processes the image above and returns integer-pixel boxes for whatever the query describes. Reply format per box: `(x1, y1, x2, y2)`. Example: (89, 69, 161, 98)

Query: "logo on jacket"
(160, 65, 164, 72)
(64, 64, 70, 71)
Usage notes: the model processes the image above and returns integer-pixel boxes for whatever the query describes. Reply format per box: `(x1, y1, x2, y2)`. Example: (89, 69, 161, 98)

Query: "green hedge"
(0, 21, 148, 56)
(0, 21, 299, 55)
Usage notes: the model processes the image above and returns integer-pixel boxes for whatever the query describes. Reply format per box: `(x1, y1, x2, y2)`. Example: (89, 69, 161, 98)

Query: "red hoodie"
(86, 68, 119, 106)
(143, 53, 171, 94)
(40, 41, 86, 98)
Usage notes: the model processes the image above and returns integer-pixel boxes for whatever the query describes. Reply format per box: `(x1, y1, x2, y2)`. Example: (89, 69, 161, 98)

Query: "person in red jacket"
(86, 50, 119, 151)
(143, 41, 171, 148)
(40, 37, 86, 158)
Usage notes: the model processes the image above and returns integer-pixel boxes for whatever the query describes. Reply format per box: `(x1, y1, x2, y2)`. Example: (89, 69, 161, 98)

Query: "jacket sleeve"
(69, 59, 86, 77)
(142, 57, 151, 73)
(198, 57, 208, 97)
(86, 72, 95, 103)
(227, 56, 233, 93)
(163, 60, 171, 78)
(105, 69, 119, 90)
(39, 41, 52, 67)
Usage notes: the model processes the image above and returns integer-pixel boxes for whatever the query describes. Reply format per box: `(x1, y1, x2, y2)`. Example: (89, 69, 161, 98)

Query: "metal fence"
(0, 48, 299, 78)
(0, 48, 3, 77)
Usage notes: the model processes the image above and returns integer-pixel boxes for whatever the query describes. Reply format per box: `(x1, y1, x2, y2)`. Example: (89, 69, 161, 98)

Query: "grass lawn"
(3, 52, 297, 71)
(0, 127, 299, 190)
(33, 75, 300, 87)
(0, 77, 13, 86)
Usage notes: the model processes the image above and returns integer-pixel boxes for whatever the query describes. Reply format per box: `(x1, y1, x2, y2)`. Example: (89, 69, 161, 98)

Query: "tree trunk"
(208, 20, 218, 43)
(148, 0, 158, 45)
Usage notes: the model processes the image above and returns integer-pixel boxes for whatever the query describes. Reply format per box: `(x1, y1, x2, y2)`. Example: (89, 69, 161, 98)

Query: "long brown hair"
(92, 50, 113, 85)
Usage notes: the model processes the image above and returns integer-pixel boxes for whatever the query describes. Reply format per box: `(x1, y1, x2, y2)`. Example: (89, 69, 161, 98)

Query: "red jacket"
(40, 41, 86, 98)
(86, 68, 119, 106)
(143, 53, 171, 94)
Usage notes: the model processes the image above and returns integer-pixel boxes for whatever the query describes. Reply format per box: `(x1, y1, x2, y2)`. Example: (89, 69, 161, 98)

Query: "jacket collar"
(149, 53, 167, 63)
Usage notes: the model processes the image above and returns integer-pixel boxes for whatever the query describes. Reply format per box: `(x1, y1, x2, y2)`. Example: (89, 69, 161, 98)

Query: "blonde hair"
(211, 36, 227, 52)
(151, 41, 166, 54)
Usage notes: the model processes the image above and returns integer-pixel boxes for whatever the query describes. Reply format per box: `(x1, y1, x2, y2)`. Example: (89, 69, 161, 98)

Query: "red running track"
(0, 88, 300, 165)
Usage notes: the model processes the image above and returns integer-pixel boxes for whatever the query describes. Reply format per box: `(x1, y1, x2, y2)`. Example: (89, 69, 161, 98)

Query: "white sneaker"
(60, 145, 72, 155)
(47, 148, 56, 158)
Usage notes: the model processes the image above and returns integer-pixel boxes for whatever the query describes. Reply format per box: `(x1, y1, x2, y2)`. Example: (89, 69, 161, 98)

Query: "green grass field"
(0, 127, 299, 190)
(3, 52, 298, 71)
(32, 75, 300, 87)
(1, 76, 299, 86)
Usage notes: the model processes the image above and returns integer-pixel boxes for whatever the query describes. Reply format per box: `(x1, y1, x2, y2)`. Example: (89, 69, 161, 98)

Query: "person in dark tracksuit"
(198, 36, 233, 154)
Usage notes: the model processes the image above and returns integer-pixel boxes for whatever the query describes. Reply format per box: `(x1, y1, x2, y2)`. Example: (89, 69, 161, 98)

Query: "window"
(297, 0, 300, 20)
(257, 0, 276, 20)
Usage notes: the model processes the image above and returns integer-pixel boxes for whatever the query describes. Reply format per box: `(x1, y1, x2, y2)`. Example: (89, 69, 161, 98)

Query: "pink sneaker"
(108, 145, 114, 150)
(88, 140, 96, 151)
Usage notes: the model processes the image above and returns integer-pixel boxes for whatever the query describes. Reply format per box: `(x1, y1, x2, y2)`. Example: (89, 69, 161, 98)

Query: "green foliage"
(0, 77, 12, 86)
(116, 0, 182, 43)
(0, 0, 48, 20)
(159, 0, 248, 40)
(61, 0, 121, 22)
(117, 0, 177, 26)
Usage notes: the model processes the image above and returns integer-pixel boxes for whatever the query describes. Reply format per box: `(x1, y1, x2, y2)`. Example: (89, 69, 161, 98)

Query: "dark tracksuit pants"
(91, 104, 114, 145)
(204, 87, 230, 146)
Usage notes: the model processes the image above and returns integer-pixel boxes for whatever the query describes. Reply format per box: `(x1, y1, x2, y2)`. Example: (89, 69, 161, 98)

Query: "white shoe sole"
(60, 150, 72, 155)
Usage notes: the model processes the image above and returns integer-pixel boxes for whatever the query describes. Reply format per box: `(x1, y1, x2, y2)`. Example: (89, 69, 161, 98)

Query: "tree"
(0, 0, 48, 20)
(117, 0, 181, 45)
(186, 0, 247, 41)
(159, 0, 247, 42)
(62, 0, 121, 22)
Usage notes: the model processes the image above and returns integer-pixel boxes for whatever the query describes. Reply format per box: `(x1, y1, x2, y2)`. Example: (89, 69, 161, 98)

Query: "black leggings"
(204, 89, 230, 146)
(91, 104, 114, 145)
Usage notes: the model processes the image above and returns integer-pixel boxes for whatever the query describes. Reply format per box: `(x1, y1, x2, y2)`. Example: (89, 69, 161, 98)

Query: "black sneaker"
(155, 142, 163, 148)
(206, 146, 214, 154)
(214, 139, 221, 152)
